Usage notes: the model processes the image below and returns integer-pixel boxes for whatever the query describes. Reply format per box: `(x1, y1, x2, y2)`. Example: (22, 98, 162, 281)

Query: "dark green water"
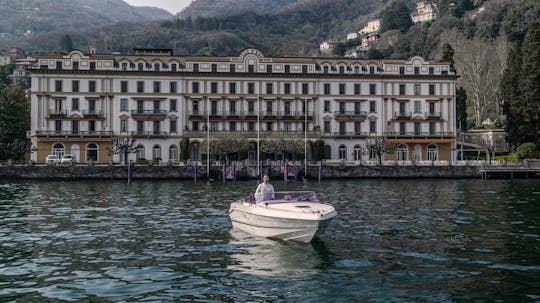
(0, 179, 539, 302)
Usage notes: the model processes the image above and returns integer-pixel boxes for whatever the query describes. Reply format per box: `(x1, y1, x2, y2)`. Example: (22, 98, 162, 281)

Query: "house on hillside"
(319, 40, 335, 55)
(346, 32, 359, 41)
(360, 19, 380, 35)
(411, 1, 438, 23)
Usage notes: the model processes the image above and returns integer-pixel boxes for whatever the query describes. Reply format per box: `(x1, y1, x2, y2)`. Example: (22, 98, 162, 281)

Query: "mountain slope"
(177, 0, 298, 19)
(0, 0, 172, 36)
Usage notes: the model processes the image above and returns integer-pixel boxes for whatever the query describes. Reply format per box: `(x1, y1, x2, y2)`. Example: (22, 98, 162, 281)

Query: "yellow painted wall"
(35, 140, 112, 163)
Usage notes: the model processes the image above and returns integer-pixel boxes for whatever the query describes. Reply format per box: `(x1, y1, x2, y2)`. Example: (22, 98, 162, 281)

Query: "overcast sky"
(123, 0, 192, 14)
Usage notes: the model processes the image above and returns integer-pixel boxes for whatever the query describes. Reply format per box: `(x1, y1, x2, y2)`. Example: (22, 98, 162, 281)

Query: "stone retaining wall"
(0, 164, 481, 180)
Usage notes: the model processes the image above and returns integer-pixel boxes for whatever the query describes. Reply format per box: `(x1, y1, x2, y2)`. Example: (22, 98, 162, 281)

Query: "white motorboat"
(228, 191, 337, 242)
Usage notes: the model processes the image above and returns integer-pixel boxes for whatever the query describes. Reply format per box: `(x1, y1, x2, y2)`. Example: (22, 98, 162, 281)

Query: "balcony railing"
(333, 131, 368, 137)
(334, 111, 368, 120)
(131, 131, 169, 138)
(82, 110, 104, 118)
(385, 131, 454, 138)
(47, 110, 67, 118)
(130, 110, 167, 120)
(425, 112, 441, 119)
(182, 130, 321, 138)
(395, 111, 412, 119)
(35, 130, 112, 138)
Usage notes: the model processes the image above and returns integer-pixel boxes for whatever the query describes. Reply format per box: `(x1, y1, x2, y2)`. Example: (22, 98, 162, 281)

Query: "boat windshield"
(272, 191, 319, 202)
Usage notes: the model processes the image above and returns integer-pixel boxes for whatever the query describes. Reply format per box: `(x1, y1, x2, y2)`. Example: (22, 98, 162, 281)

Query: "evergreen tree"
(380, 0, 413, 34)
(502, 46, 524, 147)
(0, 84, 30, 159)
(456, 87, 468, 131)
(60, 34, 73, 52)
(441, 42, 455, 72)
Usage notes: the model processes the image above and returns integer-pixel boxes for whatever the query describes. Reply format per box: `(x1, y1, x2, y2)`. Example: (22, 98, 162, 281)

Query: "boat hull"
(229, 203, 335, 242)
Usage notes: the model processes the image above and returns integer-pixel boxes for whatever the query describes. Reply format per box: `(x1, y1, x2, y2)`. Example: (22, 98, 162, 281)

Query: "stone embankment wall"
(0, 163, 481, 180)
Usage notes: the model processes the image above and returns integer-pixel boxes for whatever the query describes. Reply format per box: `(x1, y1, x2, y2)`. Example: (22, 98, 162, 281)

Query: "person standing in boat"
(255, 174, 275, 202)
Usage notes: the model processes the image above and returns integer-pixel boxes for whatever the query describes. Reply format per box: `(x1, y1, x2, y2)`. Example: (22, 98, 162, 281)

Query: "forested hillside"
(176, 0, 298, 20)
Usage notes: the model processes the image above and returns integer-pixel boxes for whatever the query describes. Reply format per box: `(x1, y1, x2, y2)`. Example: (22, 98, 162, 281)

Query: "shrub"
(516, 143, 538, 160)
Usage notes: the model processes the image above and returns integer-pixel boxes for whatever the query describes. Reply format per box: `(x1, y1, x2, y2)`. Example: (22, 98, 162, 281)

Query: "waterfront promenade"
(0, 160, 538, 180)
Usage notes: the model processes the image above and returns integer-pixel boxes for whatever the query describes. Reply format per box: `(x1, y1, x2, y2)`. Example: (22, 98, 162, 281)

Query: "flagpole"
(304, 98, 308, 178)
(257, 89, 260, 180)
(206, 97, 210, 179)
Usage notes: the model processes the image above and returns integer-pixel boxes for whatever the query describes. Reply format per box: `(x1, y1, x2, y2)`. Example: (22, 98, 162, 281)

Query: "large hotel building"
(29, 48, 457, 164)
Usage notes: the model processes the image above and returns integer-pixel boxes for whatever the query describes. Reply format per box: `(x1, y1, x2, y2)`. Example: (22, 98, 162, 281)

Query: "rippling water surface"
(1, 179, 539, 302)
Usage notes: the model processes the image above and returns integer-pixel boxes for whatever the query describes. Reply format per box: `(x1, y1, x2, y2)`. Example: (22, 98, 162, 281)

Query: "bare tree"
(261, 132, 304, 160)
(478, 134, 496, 164)
(110, 137, 138, 164)
(363, 138, 397, 165)
(447, 32, 509, 127)
(202, 132, 249, 162)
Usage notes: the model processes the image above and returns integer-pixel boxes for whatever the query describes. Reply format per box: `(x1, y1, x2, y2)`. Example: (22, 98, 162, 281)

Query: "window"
(73, 62, 79, 70)
(429, 122, 436, 135)
(354, 83, 360, 95)
(339, 102, 345, 114)
(397, 144, 408, 161)
(284, 102, 291, 115)
(230, 64, 236, 73)
(211, 64, 217, 72)
(72, 80, 79, 92)
(324, 83, 331, 95)
(429, 67, 434, 75)
(153, 145, 161, 160)
(266, 83, 273, 94)
(429, 84, 435, 95)
(369, 83, 376, 95)
(89, 120, 96, 132)
(399, 102, 407, 114)
(323, 65, 329, 74)
(267, 65, 272, 73)
(354, 102, 361, 114)
(229, 101, 236, 114)
(354, 145, 362, 161)
(324, 100, 330, 112)
(170, 119, 177, 133)
(153, 121, 160, 135)
(248, 101, 255, 114)
(210, 122, 218, 131)
(414, 84, 421, 95)
(414, 122, 421, 135)
(192, 82, 199, 94)
(302, 65, 308, 74)
(399, 66, 405, 74)
(354, 122, 361, 134)
(230, 122, 237, 131)
(399, 84, 405, 95)
(170, 99, 177, 111)
(72, 121, 79, 134)
(302, 83, 309, 94)
(338, 145, 347, 160)
(170, 82, 177, 93)
(120, 98, 128, 111)
(211, 82, 218, 94)
(171, 63, 177, 72)
(120, 62, 127, 71)
(414, 67, 420, 75)
(266, 102, 273, 114)
(248, 64, 254, 73)
(354, 66, 360, 74)
(284, 65, 290, 73)
(52, 143, 65, 157)
(192, 101, 199, 115)
(90, 62, 96, 70)
(153, 101, 160, 113)
(248, 83, 255, 94)
(55, 120, 62, 132)
(427, 144, 438, 161)
(137, 81, 144, 93)
(414, 101, 421, 113)
(153, 81, 161, 93)
(136, 121, 144, 132)
(324, 121, 330, 133)
(137, 62, 144, 71)
(121, 119, 128, 132)
(56, 61, 63, 70)
(154, 63, 160, 72)
(399, 122, 406, 135)
(339, 122, 346, 134)
(284, 83, 291, 94)
(369, 66, 375, 74)
(266, 122, 273, 131)
(370, 121, 376, 133)
(72, 98, 79, 111)
(136, 145, 144, 159)
(137, 100, 144, 113)
(229, 82, 236, 94)
(339, 83, 346, 95)
(193, 63, 199, 72)
(55, 80, 62, 92)
(429, 102, 436, 114)
(89, 81, 96, 93)
(339, 65, 345, 74)
(441, 70, 448, 75)
(248, 122, 255, 131)
(169, 145, 178, 162)
(121, 81, 128, 93)
(192, 121, 199, 131)
(211, 101, 218, 115)
(369, 101, 376, 112)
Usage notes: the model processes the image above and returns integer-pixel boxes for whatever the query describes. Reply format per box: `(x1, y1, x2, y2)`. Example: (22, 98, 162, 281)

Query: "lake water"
(1, 179, 539, 302)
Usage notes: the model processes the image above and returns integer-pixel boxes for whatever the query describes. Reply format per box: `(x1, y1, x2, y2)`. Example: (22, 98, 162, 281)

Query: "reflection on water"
(0, 179, 539, 302)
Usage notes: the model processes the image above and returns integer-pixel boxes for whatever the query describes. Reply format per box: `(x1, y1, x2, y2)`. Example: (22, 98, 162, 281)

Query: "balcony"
(333, 131, 368, 138)
(35, 130, 112, 138)
(182, 130, 321, 138)
(334, 111, 368, 121)
(47, 110, 67, 118)
(131, 130, 168, 138)
(425, 112, 441, 120)
(395, 111, 412, 119)
(130, 110, 167, 120)
(82, 110, 105, 119)
(385, 132, 454, 139)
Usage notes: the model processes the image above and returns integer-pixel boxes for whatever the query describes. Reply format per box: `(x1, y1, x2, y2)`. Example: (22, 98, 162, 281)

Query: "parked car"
(45, 154, 60, 165)
(60, 154, 76, 165)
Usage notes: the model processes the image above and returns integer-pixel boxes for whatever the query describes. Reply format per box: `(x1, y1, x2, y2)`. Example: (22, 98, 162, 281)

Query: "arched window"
(338, 145, 347, 160)
(152, 145, 161, 160)
(169, 145, 178, 162)
(353, 144, 362, 161)
(86, 143, 98, 162)
(136, 145, 145, 159)
(397, 144, 408, 161)
(427, 144, 438, 161)
(52, 143, 65, 158)
(324, 144, 331, 159)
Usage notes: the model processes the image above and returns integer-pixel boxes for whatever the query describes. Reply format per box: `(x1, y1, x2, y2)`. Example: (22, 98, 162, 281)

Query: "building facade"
(29, 48, 457, 164)
(412, 1, 438, 23)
